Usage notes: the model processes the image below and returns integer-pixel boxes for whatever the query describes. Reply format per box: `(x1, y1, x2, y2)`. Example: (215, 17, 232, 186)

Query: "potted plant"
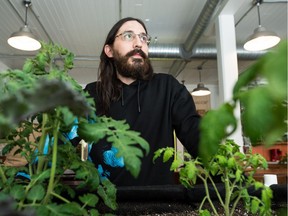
(0, 42, 149, 215)
(154, 139, 273, 216)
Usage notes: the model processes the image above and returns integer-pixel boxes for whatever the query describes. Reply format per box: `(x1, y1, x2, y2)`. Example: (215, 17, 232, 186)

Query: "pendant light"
(7, 0, 41, 51)
(243, 0, 280, 51)
(191, 66, 211, 96)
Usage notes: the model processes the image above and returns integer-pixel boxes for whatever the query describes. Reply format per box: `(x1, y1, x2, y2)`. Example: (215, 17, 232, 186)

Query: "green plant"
(153, 41, 287, 215)
(154, 139, 273, 216)
(0, 42, 149, 215)
(199, 40, 287, 161)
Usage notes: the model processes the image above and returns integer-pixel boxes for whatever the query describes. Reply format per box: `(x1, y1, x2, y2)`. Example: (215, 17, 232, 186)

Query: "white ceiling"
(0, 0, 287, 86)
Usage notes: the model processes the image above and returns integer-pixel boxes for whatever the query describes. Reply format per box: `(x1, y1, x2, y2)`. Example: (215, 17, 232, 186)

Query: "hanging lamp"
(243, 0, 280, 51)
(7, 0, 41, 51)
(191, 66, 211, 96)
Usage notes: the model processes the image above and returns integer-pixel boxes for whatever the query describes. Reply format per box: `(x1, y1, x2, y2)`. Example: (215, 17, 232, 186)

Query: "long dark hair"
(97, 17, 153, 115)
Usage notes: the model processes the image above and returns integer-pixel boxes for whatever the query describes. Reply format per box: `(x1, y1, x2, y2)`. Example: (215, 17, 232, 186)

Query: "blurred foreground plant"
(199, 41, 287, 162)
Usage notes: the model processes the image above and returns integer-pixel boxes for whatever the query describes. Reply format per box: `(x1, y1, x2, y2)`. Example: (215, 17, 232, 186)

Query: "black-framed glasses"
(115, 31, 151, 45)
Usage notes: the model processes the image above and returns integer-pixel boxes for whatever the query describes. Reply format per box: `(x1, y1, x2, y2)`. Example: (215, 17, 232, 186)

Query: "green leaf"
(31, 169, 51, 184)
(170, 159, 182, 171)
(227, 157, 236, 169)
(235, 169, 242, 182)
(199, 209, 211, 216)
(89, 209, 100, 216)
(208, 162, 219, 176)
(79, 117, 150, 178)
(10, 185, 25, 201)
(22, 59, 34, 73)
(240, 87, 286, 145)
(216, 155, 227, 167)
(27, 184, 45, 202)
(42, 202, 84, 215)
(254, 181, 263, 190)
(79, 193, 99, 207)
(233, 62, 260, 98)
(261, 187, 273, 211)
(97, 180, 117, 210)
(261, 41, 287, 100)
(185, 162, 198, 181)
(153, 148, 165, 162)
(163, 147, 174, 162)
(0, 79, 92, 126)
(251, 199, 260, 214)
(199, 103, 237, 164)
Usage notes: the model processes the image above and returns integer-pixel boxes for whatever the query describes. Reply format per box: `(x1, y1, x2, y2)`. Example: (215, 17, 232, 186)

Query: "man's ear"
(104, 45, 113, 58)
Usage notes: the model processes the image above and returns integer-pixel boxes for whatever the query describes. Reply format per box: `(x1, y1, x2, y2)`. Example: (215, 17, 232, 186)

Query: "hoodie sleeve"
(171, 77, 201, 158)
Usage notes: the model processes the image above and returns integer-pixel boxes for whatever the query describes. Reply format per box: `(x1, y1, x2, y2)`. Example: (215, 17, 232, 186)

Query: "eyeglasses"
(115, 31, 151, 45)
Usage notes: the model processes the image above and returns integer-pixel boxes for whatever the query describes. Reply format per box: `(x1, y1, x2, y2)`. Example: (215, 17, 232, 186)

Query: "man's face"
(105, 20, 152, 79)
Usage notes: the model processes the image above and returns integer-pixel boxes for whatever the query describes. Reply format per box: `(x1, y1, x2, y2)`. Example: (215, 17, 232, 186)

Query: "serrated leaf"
(170, 159, 182, 171)
(209, 162, 219, 176)
(31, 169, 51, 183)
(261, 187, 273, 207)
(79, 117, 149, 178)
(227, 157, 235, 169)
(185, 162, 198, 180)
(27, 184, 45, 202)
(153, 148, 165, 162)
(42, 202, 84, 216)
(235, 169, 242, 182)
(10, 185, 25, 201)
(97, 181, 117, 210)
(79, 193, 99, 207)
(163, 148, 174, 162)
(254, 181, 263, 190)
(251, 199, 260, 214)
(89, 209, 100, 216)
(216, 155, 227, 167)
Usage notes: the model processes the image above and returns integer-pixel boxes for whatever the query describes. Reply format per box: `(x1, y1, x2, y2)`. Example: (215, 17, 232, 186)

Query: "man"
(85, 17, 200, 186)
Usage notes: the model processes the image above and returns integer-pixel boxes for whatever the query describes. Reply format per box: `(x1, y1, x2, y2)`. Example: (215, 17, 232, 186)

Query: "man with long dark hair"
(85, 17, 200, 186)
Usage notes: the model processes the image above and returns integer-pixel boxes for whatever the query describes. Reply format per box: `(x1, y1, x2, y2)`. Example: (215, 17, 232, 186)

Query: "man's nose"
(133, 35, 143, 48)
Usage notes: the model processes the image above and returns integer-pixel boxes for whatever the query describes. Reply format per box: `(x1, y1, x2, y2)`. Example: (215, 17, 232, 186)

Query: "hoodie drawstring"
(120, 81, 141, 113)
(137, 80, 141, 113)
(121, 87, 124, 106)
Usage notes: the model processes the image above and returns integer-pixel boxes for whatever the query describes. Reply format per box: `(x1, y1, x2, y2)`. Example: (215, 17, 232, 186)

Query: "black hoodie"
(84, 73, 200, 186)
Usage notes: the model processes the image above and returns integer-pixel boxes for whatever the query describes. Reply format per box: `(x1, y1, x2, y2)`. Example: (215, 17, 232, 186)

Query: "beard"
(113, 49, 153, 80)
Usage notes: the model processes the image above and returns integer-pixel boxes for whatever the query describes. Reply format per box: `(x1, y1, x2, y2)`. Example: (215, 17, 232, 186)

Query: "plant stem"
(50, 191, 70, 203)
(200, 174, 219, 216)
(36, 113, 48, 174)
(223, 175, 231, 216)
(208, 175, 225, 207)
(0, 166, 7, 184)
(199, 196, 208, 212)
(230, 190, 242, 215)
(43, 110, 61, 204)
